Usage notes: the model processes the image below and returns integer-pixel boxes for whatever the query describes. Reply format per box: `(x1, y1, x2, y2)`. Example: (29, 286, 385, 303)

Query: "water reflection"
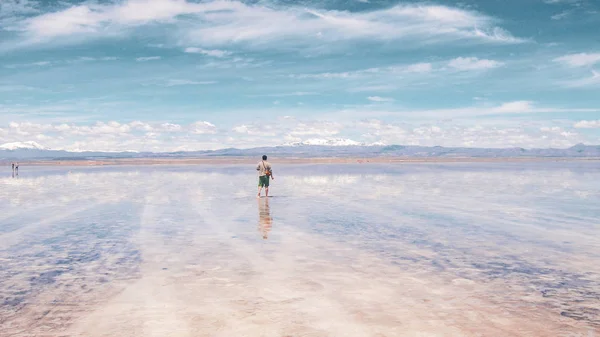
(258, 197, 273, 239)
(0, 163, 598, 336)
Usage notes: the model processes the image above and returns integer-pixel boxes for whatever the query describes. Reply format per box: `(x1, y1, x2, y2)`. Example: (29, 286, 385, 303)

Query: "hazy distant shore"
(4, 156, 600, 166)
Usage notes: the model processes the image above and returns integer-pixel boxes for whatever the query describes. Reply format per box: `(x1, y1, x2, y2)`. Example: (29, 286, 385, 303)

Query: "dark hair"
(262, 155, 267, 160)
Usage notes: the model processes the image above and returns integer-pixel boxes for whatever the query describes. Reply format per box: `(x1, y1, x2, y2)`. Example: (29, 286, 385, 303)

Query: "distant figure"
(256, 155, 274, 198)
(11, 163, 15, 172)
(15, 162, 19, 175)
(258, 197, 273, 239)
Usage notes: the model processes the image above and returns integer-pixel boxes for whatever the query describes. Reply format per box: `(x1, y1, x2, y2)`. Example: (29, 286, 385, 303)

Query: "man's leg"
(265, 177, 270, 197)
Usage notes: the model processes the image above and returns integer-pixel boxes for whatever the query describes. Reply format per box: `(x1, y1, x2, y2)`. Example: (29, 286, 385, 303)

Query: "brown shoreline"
(3, 156, 600, 166)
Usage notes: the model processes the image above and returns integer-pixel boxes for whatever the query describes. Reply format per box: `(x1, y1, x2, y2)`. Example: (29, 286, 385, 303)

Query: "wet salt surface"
(0, 163, 599, 337)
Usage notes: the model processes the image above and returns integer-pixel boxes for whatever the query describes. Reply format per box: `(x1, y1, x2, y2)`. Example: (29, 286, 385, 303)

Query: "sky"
(0, 0, 599, 152)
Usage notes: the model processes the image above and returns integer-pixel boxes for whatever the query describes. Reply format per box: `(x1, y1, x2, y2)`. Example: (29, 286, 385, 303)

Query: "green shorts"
(258, 175, 270, 187)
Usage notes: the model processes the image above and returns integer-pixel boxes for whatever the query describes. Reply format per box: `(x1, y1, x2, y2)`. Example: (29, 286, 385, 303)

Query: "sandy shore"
(3, 156, 600, 166)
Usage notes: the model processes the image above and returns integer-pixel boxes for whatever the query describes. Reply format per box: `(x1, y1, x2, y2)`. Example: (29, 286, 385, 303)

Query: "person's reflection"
(258, 197, 273, 239)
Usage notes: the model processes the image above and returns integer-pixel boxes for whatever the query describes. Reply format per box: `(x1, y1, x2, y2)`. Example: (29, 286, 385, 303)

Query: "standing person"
(15, 162, 19, 175)
(256, 155, 274, 198)
(11, 163, 15, 174)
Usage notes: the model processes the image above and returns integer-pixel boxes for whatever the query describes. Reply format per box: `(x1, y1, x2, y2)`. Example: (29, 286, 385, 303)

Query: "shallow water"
(1, 163, 599, 337)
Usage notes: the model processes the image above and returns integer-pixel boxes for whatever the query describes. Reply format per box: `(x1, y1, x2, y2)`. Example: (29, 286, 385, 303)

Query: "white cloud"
(129, 121, 154, 132)
(190, 121, 217, 134)
(0, 85, 36, 92)
(348, 85, 396, 93)
(358, 120, 591, 148)
(544, 0, 582, 4)
(292, 62, 433, 79)
(406, 63, 433, 73)
(574, 120, 600, 129)
(0, 0, 38, 18)
(136, 56, 161, 62)
(290, 58, 501, 82)
(232, 125, 249, 133)
(430, 100, 599, 117)
(491, 101, 533, 113)
(1, 116, 599, 152)
(232, 124, 278, 137)
(5, 57, 118, 68)
(447, 57, 504, 70)
(563, 70, 600, 87)
(165, 79, 216, 86)
(554, 53, 600, 67)
(157, 122, 182, 132)
(199, 56, 271, 69)
(184, 47, 231, 57)
(367, 96, 395, 102)
(2, 120, 220, 142)
(551, 10, 571, 20)
(185, 3, 524, 47)
(340, 101, 600, 120)
(247, 92, 319, 98)
(9, 0, 524, 50)
(19, 0, 206, 40)
(289, 122, 342, 137)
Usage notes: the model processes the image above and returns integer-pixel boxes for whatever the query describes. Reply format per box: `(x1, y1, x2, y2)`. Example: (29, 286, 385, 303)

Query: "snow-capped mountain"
(284, 138, 387, 146)
(0, 141, 49, 150)
(285, 138, 363, 146)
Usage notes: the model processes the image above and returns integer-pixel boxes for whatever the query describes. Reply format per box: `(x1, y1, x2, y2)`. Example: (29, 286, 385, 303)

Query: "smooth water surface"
(1, 163, 599, 337)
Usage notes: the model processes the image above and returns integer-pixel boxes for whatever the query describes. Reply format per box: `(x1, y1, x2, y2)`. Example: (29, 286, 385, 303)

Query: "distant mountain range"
(283, 138, 385, 146)
(1, 141, 600, 161)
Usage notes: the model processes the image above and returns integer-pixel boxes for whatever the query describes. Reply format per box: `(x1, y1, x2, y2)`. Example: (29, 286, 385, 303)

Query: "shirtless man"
(256, 155, 274, 198)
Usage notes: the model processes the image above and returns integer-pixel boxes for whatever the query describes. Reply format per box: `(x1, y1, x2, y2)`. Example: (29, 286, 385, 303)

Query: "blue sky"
(0, 0, 599, 151)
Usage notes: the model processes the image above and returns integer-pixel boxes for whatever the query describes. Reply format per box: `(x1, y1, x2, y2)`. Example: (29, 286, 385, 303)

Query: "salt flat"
(0, 163, 599, 337)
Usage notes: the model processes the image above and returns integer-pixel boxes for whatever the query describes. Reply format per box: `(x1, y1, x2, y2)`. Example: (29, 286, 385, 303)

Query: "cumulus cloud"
(447, 57, 504, 70)
(358, 120, 591, 148)
(3, 120, 217, 141)
(232, 124, 278, 137)
(289, 122, 342, 136)
(190, 121, 217, 134)
(554, 53, 600, 67)
(574, 120, 600, 128)
(14, 119, 220, 152)
(1, 117, 598, 151)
